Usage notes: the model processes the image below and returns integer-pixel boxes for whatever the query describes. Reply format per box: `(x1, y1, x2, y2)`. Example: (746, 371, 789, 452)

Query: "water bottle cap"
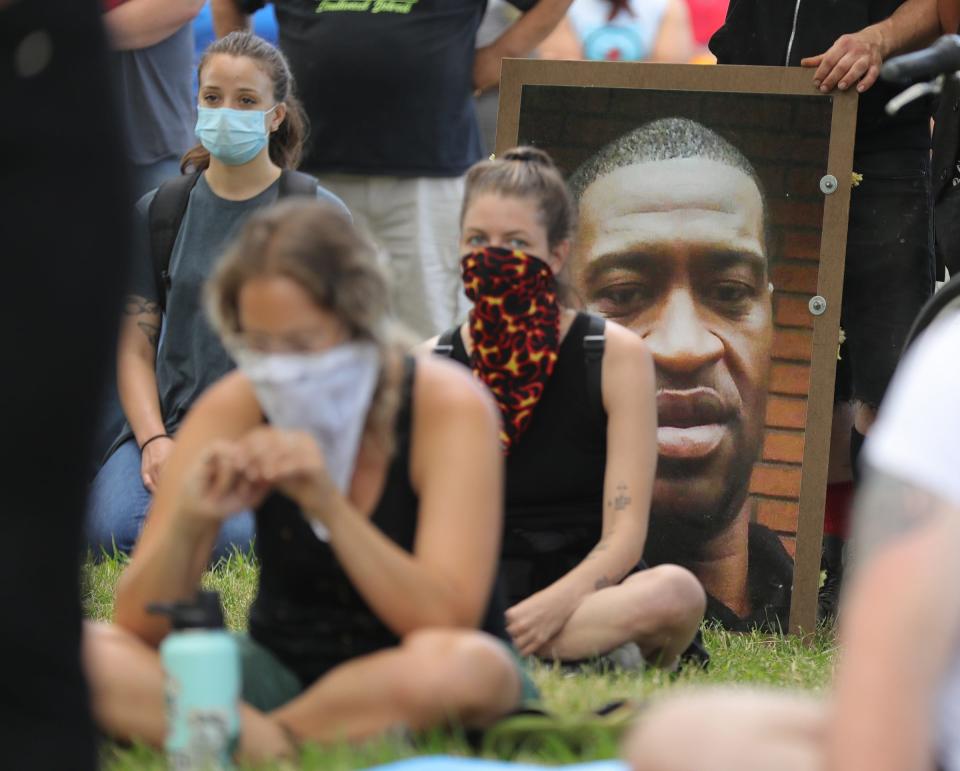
(147, 590, 226, 630)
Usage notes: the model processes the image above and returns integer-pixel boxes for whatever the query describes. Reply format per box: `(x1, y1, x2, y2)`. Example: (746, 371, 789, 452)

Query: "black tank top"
(449, 312, 609, 605)
(248, 357, 509, 685)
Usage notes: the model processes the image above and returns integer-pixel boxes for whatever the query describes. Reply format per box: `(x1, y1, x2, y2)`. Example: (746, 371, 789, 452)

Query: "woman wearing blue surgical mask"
(86, 32, 347, 561)
(84, 200, 532, 760)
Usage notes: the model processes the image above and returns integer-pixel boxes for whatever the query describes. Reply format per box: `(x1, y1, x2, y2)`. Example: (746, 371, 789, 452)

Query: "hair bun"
(502, 146, 555, 168)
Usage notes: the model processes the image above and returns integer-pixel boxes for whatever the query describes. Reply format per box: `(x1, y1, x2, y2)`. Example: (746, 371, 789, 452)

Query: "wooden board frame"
(497, 60, 859, 634)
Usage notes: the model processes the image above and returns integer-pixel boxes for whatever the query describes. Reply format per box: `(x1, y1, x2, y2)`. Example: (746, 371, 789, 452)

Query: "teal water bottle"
(149, 590, 240, 770)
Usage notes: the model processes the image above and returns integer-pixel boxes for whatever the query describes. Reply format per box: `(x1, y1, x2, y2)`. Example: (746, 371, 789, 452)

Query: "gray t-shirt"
(112, 25, 196, 166)
(110, 173, 348, 455)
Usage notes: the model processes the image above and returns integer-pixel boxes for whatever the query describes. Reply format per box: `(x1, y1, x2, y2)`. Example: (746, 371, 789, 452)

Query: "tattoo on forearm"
(607, 482, 632, 512)
(137, 321, 160, 347)
(123, 295, 161, 317)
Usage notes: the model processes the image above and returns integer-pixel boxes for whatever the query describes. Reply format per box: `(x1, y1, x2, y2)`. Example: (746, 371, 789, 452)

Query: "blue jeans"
(86, 439, 255, 562)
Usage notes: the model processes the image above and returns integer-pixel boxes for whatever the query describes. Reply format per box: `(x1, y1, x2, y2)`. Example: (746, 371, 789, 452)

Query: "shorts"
(835, 149, 935, 407)
(234, 634, 540, 713)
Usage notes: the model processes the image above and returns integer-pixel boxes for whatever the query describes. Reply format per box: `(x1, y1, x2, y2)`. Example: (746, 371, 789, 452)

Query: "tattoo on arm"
(607, 482, 632, 513)
(852, 467, 947, 567)
(124, 294, 162, 347)
(123, 295, 161, 317)
(137, 321, 160, 347)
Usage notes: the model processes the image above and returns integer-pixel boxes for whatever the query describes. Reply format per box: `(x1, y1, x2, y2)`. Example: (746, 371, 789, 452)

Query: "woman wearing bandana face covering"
(86, 32, 347, 561)
(84, 201, 534, 759)
(425, 147, 706, 669)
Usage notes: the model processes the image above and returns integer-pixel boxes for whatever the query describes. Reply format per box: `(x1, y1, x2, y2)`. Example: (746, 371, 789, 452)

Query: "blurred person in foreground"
(84, 200, 534, 762)
(1, 0, 128, 767)
(626, 312, 960, 771)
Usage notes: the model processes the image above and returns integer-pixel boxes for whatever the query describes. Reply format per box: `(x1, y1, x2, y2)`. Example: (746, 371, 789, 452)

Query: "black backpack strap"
(434, 327, 458, 358)
(582, 313, 606, 417)
(148, 170, 202, 311)
(278, 169, 319, 198)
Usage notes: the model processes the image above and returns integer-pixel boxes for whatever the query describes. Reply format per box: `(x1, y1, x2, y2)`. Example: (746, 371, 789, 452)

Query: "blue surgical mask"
(195, 105, 277, 166)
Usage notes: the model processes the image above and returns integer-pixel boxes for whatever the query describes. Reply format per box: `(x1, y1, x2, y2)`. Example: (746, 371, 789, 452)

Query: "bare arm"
(801, 0, 941, 92)
(103, 0, 204, 51)
(319, 357, 504, 635)
(940, 0, 960, 33)
(211, 0, 251, 37)
(826, 468, 960, 771)
(546, 324, 656, 597)
(114, 372, 265, 645)
(536, 15, 583, 60)
(474, 0, 575, 92)
(506, 323, 657, 654)
(648, 0, 695, 63)
(117, 295, 165, 446)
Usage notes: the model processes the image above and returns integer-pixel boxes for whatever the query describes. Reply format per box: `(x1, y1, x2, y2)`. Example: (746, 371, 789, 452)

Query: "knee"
(86, 473, 147, 559)
(395, 630, 520, 723)
(639, 565, 706, 633)
(83, 622, 140, 701)
(625, 695, 699, 771)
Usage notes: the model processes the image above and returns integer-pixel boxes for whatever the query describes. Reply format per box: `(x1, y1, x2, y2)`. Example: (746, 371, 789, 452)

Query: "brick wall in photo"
(518, 87, 833, 556)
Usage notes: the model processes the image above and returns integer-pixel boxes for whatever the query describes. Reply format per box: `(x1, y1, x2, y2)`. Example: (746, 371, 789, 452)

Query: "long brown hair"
(181, 32, 308, 173)
(207, 200, 408, 456)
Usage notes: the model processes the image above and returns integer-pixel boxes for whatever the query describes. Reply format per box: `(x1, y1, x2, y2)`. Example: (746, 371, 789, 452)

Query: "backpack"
(147, 169, 318, 310)
(433, 313, 607, 416)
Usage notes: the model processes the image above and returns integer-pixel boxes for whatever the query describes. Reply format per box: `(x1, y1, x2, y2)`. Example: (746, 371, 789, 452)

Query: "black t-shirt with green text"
(246, 0, 536, 177)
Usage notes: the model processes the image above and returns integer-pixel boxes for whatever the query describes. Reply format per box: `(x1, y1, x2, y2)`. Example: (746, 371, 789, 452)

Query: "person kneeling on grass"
(426, 147, 706, 669)
(84, 201, 535, 762)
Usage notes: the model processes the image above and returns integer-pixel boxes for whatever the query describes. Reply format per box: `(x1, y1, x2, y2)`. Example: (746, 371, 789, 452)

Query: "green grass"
(83, 553, 836, 770)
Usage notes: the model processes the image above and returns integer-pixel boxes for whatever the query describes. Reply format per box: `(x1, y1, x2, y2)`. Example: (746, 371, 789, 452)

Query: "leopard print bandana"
(461, 247, 561, 453)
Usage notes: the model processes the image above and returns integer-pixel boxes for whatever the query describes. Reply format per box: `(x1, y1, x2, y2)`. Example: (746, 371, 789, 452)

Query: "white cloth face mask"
(232, 341, 381, 542)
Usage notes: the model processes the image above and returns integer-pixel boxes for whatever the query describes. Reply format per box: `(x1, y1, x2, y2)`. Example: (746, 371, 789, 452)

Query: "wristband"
(140, 433, 171, 452)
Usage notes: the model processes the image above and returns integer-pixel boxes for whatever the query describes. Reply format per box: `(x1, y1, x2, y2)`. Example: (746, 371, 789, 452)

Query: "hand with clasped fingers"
(175, 428, 340, 533)
(234, 427, 340, 527)
(174, 440, 270, 532)
(505, 585, 580, 657)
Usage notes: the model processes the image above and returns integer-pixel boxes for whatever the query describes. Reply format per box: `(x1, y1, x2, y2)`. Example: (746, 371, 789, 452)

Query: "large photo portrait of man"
(498, 62, 858, 632)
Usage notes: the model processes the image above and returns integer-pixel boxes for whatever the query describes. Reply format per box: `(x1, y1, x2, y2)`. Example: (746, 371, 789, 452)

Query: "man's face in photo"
(576, 156, 773, 546)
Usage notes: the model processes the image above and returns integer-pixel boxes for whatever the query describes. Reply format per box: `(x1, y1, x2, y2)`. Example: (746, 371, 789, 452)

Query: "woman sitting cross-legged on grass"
(425, 147, 706, 668)
(84, 201, 535, 761)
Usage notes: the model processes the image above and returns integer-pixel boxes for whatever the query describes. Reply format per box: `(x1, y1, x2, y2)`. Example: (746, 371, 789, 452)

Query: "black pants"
(0, 1, 128, 767)
(836, 149, 936, 407)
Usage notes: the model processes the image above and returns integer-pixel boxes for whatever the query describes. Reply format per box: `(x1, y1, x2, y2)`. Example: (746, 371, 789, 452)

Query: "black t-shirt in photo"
(248, 0, 536, 177)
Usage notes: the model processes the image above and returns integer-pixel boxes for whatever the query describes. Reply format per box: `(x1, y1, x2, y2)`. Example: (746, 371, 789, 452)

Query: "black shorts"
(835, 149, 935, 407)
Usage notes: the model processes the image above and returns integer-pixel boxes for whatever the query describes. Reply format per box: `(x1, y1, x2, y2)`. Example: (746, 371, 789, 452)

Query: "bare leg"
(86, 622, 520, 756)
(536, 565, 706, 667)
(84, 622, 294, 762)
(273, 629, 522, 743)
(626, 688, 826, 771)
